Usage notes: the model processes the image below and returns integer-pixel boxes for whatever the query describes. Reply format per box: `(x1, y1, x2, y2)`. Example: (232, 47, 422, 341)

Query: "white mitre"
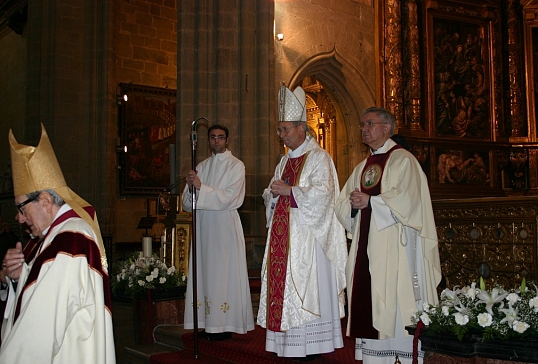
(278, 84, 306, 122)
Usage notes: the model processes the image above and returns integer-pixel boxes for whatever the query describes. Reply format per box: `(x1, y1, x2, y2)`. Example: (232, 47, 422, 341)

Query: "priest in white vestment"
(257, 85, 348, 360)
(0, 125, 115, 363)
(182, 124, 254, 340)
(335, 107, 442, 364)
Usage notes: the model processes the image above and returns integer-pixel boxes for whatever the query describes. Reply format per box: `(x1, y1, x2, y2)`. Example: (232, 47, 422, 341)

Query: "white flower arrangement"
(412, 280, 538, 341)
(112, 253, 187, 298)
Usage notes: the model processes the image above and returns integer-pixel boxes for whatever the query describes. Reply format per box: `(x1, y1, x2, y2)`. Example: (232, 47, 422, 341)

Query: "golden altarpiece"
(158, 0, 538, 291)
(380, 0, 538, 289)
(158, 193, 190, 278)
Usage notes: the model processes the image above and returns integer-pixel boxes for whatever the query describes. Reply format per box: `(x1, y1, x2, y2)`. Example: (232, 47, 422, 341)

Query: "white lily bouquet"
(412, 279, 538, 341)
(112, 253, 187, 298)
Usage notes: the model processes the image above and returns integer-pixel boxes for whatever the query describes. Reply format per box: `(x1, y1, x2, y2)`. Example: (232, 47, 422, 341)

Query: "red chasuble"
(267, 153, 308, 332)
(349, 144, 402, 338)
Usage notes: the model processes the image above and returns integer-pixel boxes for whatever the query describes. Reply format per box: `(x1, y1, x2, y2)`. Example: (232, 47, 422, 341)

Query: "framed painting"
(118, 83, 176, 195)
(426, 7, 496, 140)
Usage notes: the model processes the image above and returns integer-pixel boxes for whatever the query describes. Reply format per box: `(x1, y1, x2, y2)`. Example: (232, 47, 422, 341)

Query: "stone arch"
(287, 48, 375, 182)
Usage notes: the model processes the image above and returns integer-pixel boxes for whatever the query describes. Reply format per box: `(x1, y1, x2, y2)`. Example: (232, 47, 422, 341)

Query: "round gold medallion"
(361, 164, 382, 189)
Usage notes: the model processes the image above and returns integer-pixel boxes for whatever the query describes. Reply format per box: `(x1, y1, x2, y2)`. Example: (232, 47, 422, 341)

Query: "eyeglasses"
(16, 196, 37, 215)
(276, 125, 298, 136)
(359, 121, 386, 129)
(209, 135, 226, 140)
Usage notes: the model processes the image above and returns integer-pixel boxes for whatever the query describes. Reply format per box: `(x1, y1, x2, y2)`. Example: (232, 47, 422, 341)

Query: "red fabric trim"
(23, 238, 40, 264)
(349, 144, 402, 338)
(14, 207, 110, 323)
(267, 154, 306, 332)
(23, 207, 94, 263)
(289, 190, 297, 208)
(413, 320, 425, 364)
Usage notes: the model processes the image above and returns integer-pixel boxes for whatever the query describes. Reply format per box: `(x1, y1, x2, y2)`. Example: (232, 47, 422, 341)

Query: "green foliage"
(111, 253, 187, 298)
(412, 281, 538, 342)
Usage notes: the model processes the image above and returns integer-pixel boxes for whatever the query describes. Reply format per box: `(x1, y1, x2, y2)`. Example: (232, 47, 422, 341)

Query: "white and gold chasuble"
(258, 137, 348, 357)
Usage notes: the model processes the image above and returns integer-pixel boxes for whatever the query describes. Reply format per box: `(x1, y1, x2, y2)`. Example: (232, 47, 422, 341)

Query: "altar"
(407, 326, 538, 363)
(424, 353, 536, 364)
(132, 286, 186, 345)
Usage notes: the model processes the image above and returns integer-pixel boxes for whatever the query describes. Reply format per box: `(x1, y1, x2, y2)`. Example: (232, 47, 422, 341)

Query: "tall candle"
(142, 236, 153, 257)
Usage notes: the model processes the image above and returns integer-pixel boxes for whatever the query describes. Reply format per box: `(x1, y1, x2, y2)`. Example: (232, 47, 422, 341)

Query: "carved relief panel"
(434, 198, 537, 289)
(420, 0, 503, 144)
(380, 0, 538, 196)
(430, 17, 491, 139)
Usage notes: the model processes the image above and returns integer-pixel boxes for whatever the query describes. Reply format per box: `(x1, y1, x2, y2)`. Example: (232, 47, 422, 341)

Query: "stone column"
(24, 0, 114, 236)
(177, 0, 275, 263)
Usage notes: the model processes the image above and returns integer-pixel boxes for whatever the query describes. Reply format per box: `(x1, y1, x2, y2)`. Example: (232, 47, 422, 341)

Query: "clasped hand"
(350, 188, 370, 210)
(270, 180, 291, 198)
(1, 242, 24, 284)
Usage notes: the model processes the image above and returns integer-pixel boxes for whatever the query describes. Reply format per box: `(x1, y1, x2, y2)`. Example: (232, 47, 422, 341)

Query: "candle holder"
(478, 262, 491, 290)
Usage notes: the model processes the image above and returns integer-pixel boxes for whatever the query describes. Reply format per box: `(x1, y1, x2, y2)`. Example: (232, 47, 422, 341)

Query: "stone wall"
(114, 0, 177, 88)
(0, 30, 26, 226)
(175, 1, 275, 269)
(0, 0, 114, 238)
(113, 0, 179, 244)
(274, 0, 377, 180)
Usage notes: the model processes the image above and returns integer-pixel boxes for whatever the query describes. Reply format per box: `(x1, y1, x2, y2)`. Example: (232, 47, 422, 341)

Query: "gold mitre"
(9, 125, 66, 196)
(9, 124, 108, 269)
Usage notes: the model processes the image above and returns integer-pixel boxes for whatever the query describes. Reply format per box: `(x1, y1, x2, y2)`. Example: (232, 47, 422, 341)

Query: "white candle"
(142, 237, 152, 257)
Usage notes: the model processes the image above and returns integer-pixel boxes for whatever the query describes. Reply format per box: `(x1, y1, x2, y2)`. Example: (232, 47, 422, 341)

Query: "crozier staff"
(182, 124, 254, 341)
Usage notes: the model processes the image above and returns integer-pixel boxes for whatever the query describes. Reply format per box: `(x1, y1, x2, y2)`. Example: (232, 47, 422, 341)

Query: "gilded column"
(506, 0, 525, 138)
(403, 0, 422, 130)
(326, 117, 335, 159)
(385, 0, 404, 127)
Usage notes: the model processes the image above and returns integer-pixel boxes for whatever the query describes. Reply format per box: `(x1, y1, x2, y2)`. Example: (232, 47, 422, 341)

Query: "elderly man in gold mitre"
(0, 124, 115, 363)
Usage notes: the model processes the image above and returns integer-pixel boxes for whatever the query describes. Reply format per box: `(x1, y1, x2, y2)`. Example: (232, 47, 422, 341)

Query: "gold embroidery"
(190, 299, 203, 309)
(205, 296, 211, 317)
(362, 164, 382, 189)
(221, 302, 230, 313)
